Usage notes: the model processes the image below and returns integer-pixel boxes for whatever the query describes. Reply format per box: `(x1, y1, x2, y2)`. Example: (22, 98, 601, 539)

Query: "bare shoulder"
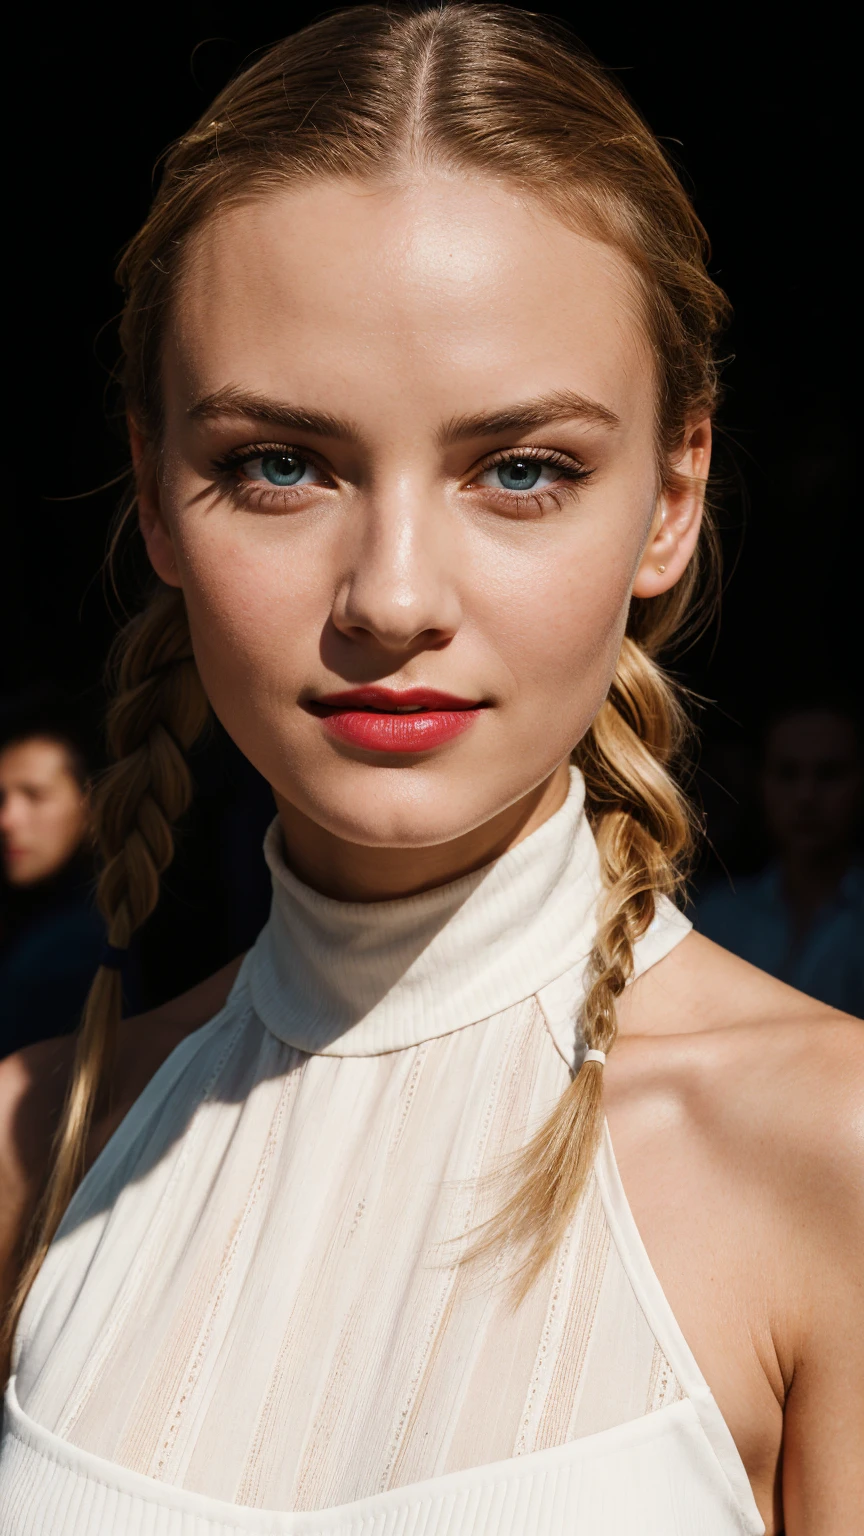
(618, 932, 863, 1253)
(0, 956, 242, 1308)
(624, 931, 863, 1138)
(612, 937, 863, 1528)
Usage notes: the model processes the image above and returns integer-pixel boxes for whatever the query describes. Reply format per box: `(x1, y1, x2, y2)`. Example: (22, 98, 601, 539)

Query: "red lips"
(310, 687, 485, 753)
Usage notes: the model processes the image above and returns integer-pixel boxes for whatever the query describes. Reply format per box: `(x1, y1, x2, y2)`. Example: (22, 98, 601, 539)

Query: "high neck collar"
(248, 769, 606, 1056)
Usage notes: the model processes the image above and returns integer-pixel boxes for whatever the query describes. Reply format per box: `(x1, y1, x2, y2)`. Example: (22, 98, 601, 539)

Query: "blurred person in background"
(2, 12, 860, 1531)
(697, 700, 863, 1015)
(0, 716, 105, 1055)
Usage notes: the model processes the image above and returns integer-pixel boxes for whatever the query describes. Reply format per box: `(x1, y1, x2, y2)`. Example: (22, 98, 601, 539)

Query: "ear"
(632, 417, 712, 599)
(129, 416, 183, 589)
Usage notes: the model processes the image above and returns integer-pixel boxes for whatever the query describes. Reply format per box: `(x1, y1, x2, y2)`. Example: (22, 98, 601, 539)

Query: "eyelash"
(477, 448, 593, 516)
(211, 442, 330, 509)
(211, 442, 594, 516)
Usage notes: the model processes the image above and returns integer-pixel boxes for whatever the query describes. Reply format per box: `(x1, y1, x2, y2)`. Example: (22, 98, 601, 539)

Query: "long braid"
(465, 637, 694, 1294)
(4, 586, 209, 1351)
(6, 5, 730, 1332)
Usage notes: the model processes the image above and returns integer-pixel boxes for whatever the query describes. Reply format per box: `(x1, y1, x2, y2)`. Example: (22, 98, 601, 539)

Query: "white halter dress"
(1, 771, 764, 1534)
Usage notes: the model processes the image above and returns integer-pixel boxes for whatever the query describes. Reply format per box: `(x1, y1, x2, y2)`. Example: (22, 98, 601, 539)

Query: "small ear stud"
(656, 564, 666, 573)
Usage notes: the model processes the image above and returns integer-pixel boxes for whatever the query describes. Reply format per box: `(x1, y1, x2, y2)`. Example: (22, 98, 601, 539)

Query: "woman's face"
(140, 176, 706, 875)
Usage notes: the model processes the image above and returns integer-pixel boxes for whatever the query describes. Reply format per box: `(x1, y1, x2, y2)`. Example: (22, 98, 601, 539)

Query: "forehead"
(767, 713, 860, 763)
(0, 739, 74, 785)
(168, 176, 653, 431)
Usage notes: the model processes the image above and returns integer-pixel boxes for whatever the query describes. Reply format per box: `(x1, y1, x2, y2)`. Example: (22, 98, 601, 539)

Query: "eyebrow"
(188, 387, 362, 442)
(188, 384, 620, 445)
(439, 389, 621, 443)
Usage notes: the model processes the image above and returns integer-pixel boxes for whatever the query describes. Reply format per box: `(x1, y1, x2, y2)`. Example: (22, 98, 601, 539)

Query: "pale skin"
(1, 176, 861, 1533)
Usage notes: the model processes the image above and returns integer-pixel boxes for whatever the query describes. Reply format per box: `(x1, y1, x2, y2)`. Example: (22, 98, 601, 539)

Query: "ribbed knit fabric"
(251, 770, 604, 1054)
(1, 772, 764, 1535)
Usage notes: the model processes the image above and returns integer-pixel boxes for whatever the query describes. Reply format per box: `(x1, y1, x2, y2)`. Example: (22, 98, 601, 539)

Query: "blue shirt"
(0, 902, 105, 1056)
(696, 865, 864, 1017)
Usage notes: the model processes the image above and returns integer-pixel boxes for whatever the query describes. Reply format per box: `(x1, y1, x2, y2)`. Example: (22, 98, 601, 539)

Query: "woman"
(0, 7, 860, 1533)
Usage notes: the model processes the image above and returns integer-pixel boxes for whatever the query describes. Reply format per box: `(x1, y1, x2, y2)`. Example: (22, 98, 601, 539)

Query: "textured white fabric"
(0, 1392, 761, 1535)
(251, 769, 604, 1055)
(1, 770, 763, 1534)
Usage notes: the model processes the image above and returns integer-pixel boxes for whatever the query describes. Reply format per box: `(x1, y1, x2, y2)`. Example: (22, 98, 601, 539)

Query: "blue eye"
(476, 457, 562, 494)
(241, 451, 321, 487)
(494, 458, 543, 491)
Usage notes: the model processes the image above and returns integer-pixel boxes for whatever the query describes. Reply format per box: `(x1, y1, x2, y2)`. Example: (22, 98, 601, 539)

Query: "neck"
(273, 762, 571, 901)
(252, 765, 633, 1057)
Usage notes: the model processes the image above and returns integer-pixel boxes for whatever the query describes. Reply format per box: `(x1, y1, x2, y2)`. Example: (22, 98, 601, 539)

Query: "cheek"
(477, 524, 642, 720)
(35, 804, 64, 846)
(830, 783, 860, 820)
(54, 792, 84, 836)
(176, 522, 326, 690)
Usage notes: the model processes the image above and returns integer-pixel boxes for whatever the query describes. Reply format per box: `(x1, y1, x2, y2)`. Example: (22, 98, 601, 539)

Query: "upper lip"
(311, 686, 484, 712)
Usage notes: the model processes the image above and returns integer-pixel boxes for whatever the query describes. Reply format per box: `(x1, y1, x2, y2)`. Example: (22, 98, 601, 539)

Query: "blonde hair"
(7, 3, 728, 1339)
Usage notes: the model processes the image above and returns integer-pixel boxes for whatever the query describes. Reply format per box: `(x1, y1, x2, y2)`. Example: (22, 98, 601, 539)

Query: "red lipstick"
(310, 686, 485, 753)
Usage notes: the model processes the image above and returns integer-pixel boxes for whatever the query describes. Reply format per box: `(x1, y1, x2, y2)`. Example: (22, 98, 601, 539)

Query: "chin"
(326, 787, 489, 850)
(287, 760, 513, 850)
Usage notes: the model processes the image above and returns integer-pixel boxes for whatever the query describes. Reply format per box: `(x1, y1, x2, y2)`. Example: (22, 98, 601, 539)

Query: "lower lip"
(320, 709, 483, 753)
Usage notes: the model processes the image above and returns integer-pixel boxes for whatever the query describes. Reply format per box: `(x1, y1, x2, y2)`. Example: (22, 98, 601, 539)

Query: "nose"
(791, 770, 819, 807)
(0, 792, 17, 834)
(331, 482, 462, 654)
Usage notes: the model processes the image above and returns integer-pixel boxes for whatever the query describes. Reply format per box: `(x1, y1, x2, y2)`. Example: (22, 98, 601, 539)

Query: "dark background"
(5, 3, 855, 1002)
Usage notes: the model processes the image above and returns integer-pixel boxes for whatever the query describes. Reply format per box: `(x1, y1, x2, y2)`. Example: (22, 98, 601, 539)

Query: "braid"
(465, 637, 694, 1295)
(4, 586, 209, 1350)
(6, 2, 730, 1330)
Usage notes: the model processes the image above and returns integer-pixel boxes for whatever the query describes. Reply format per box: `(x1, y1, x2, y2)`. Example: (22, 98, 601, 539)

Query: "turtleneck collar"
(247, 769, 616, 1056)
